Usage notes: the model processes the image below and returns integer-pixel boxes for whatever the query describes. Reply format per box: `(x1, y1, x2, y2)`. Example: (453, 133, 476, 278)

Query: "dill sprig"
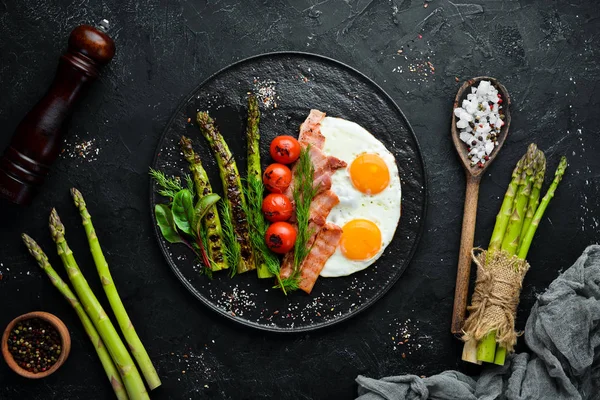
(279, 276, 301, 292)
(220, 201, 241, 278)
(185, 174, 195, 197)
(244, 176, 290, 293)
(149, 168, 185, 199)
(292, 146, 317, 271)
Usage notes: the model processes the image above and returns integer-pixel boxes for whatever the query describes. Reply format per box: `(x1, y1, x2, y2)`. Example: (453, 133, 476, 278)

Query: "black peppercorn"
(8, 318, 61, 373)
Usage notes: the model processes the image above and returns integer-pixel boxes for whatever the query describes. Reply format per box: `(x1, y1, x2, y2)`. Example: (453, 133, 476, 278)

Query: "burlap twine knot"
(461, 248, 530, 352)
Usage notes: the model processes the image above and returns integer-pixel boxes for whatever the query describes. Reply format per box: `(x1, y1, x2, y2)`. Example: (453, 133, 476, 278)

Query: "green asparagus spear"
(180, 136, 228, 271)
(501, 145, 543, 256)
(246, 94, 262, 185)
(71, 189, 161, 390)
(493, 345, 507, 366)
(476, 330, 497, 363)
(517, 157, 567, 259)
(22, 234, 128, 400)
(246, 95, 273, 279)
(49, 209, 148, 400)
(488, 155, 526, 251)
(197, 111, 255, 274)
(518, 154, 546, 252)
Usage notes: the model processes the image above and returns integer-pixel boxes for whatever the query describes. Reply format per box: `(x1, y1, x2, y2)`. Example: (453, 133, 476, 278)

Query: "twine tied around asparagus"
(462, 248, 530, 352)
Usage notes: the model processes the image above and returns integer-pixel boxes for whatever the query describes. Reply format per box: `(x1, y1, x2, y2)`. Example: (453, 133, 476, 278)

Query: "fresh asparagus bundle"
(180, 136, 228, 272)
(245, 94, 273, 279)
(197, 111, 256, 274)
(71, 188, 161, 390)
(462, 144, 567, 365)
(22, 234, 128, 400)
(50, 209, 149, 400)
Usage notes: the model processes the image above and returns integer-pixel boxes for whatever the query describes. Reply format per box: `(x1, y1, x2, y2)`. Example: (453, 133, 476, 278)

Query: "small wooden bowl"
(2, 311, 71, 378)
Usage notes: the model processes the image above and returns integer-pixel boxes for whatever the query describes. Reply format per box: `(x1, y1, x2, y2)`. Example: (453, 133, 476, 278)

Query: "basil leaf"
(193, 193, 221, 235)
(172, 189, 195, 236)
(155, 204, 183, 244)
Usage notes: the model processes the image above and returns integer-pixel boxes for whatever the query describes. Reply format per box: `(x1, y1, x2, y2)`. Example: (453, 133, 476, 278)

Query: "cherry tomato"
(265, 222, 297, 254)
(270, 136, 301, 164)
(263, 163, 292, 193)
(262, 193, 293, 222)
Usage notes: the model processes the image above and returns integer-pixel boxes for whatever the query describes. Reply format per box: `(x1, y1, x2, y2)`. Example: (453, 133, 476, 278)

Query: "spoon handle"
(451, 174, 481, 335)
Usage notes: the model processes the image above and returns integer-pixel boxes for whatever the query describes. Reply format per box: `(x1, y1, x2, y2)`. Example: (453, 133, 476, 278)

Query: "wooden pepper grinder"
(0, 20, 115, 205)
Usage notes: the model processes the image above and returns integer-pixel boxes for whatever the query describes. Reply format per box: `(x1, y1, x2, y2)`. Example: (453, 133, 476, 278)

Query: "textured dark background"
(1, 1, 599, 399)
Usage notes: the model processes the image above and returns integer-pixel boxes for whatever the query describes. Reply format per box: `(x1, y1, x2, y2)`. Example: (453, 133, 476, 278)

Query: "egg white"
(319, 116, 402, 277)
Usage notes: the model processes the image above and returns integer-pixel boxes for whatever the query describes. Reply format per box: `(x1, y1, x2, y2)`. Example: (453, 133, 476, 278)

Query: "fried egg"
(319, 117, 401, 277)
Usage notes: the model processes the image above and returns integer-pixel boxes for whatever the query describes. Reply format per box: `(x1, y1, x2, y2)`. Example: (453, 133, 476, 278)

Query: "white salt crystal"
(460, 132, 472, 142)
(477, 80, 491, 94)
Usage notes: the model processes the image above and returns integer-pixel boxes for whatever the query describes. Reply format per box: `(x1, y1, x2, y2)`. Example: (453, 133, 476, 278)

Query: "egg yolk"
(349, 153, 390, 195)
(340, 219, 382, 260)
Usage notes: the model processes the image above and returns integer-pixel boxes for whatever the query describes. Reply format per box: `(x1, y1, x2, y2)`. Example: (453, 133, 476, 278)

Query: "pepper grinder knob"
(0, 21, 115, 205)
(68, 20, 116, 67)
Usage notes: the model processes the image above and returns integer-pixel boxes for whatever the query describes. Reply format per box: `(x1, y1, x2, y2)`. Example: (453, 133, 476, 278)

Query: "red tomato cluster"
(262, 136, 301, 254)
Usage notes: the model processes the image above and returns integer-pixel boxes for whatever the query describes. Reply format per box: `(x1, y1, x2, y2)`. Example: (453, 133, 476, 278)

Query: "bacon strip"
(284, 146, 346, 200)
(298, 223, 343, 294)
(298, 109, 326, 149)
(280, 252, 294, 279)
(279, 220, 321, 279)
(279, 110, 347, 292)
(308, 190, 339, 226)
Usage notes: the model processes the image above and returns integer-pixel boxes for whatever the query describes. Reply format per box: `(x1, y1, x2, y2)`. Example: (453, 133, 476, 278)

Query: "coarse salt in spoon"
(450, 76, 511, 335)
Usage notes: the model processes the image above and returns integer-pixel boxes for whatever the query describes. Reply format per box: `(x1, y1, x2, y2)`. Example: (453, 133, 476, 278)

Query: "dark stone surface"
(1, 1, 599, 399)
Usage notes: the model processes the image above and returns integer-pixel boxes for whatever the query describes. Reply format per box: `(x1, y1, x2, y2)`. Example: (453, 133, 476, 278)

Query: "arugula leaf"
(172, 189, 195, 236)
(155, 204, 183, 244)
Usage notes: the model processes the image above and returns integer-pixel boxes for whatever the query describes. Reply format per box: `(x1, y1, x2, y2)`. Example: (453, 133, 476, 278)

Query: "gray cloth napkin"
(357, 245, 600, 400)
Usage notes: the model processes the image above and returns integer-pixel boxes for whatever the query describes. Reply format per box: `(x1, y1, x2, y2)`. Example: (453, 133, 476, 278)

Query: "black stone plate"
(150, 52, 427, 332)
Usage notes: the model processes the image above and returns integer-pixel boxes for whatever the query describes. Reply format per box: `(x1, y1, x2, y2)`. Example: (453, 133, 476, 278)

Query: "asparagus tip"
(248, 93, 259, 108)
(71, 188, 86, 211)
(49, 208, 65, 241)
(22, 232, 32, 243)
(196, 111, 213, 126)
(21, 233, 47, 264)
(179, 136, 194, 160)
(22, 233, 35, 251)
(179, 135, 191, 147)
(557, 156, 568, 174)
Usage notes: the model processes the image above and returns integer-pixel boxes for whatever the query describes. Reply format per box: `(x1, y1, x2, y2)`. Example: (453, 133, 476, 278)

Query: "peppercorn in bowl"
(2, 311, 71, 378)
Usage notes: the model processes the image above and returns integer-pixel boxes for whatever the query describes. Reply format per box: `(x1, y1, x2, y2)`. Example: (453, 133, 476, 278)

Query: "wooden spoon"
(450, 76, 511, 335)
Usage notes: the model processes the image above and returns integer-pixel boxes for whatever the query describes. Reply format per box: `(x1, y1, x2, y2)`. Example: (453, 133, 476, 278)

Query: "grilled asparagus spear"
(247, 95, 262, 182)
(180, 136, 228, 271)
(197, 111, 255, 273)
(246, 95, 273, 279)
